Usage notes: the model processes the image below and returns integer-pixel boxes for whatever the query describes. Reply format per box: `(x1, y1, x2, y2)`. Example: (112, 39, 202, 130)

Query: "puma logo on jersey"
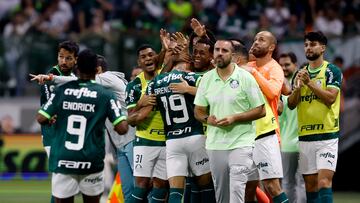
(64, 87, 97, 99)
(58, 160, 91, 169)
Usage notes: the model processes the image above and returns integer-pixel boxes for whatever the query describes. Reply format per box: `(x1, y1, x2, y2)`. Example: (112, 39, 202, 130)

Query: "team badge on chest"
(230, 79, 239, 89)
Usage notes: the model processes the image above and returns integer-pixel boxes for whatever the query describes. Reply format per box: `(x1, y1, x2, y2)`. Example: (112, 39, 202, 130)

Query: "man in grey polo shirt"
(194, 39, 266, 203)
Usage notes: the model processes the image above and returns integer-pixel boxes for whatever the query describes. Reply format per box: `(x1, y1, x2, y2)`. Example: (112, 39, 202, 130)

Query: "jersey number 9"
(66, 115, 87, 150)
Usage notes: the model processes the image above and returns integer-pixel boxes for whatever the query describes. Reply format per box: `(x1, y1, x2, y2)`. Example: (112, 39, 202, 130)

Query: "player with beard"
(165, 37, 215, 203)
(288, 31, 342, 203)
(194, 39, 266, 203)
(40, 40, 79, 157)
(36, 49, 129, 203)
(242, 31, 289, 203)
(126, 44, 168, 203)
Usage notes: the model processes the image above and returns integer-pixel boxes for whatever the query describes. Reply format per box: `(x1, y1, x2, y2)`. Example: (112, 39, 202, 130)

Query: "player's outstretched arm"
(30, 74, 52, 85)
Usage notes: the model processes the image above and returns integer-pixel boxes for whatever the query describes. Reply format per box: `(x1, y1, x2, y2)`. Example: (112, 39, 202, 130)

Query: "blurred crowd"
(1, 0, 359, 40)
(1, 0, 360, 40)
(0, 0, 359, 97)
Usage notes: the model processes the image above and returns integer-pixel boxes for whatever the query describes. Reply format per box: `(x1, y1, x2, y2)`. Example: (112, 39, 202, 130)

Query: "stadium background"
(0, 0, 359, 202)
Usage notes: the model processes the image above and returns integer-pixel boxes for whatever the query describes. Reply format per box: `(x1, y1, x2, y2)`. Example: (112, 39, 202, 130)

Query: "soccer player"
(194, 39, 266, 203)
(243, 31, 289, 203)
(126, 44, 168, 203)
(166, 36, 215, 203)
(31, 55, 136, 201)
(40, 40, 79, 157)
(134, 65, 215, 203)
(36, 49, 128, 203)
(288, 31, 342, 203)
(278, 52, 306, 203)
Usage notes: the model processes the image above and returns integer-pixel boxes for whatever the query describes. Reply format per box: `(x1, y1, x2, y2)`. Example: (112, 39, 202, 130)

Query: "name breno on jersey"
(154, 86, 171, 95)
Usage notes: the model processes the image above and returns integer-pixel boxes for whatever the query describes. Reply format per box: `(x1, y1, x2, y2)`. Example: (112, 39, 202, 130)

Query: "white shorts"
(133, 146, 167, 180)
(166, 135, 210, 179)
(299, 138, 338, 174)
(249, 134, 283, 181)
(52, 171, 104, 198)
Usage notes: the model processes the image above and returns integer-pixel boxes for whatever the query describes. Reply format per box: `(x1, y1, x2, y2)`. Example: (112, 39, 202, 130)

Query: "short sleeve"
(38, 88, 61, 119)
(326, 64, 342, 89)
(125, 78, 142, 109)
(107, 92, 127, 126)
(183, 72, 201, 87)
(194, 75, 208, 107)
(145, 79, 155, 95)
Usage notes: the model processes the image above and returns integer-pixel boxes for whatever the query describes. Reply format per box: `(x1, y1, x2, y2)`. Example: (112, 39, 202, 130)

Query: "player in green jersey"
(288, 31, 342, 203)
(40, 40, 79, 157)
(132, 67, 215, 203)
(37, 49, 128, 203)
(126, 44, 168, 203)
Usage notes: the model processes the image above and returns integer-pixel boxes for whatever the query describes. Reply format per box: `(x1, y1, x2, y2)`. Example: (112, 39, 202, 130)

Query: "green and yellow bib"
(298, 61, 340, 136)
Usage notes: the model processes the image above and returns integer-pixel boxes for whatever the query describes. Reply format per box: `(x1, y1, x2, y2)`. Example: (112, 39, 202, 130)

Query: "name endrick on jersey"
(63, 101, 95, 112)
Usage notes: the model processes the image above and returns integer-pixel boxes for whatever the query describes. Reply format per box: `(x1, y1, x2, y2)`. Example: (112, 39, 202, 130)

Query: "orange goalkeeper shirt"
(248, 59, 284, 138)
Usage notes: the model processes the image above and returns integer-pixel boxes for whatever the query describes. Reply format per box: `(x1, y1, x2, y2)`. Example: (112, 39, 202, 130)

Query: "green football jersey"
(125, 72, 165, 146)
(147, 70, 203, 140)
(39, 79, 126, 174)
(40, 65, 75, 147)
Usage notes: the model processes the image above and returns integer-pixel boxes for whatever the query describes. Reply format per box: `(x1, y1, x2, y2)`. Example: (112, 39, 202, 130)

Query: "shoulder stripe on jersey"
(113, 116, 127, 126)
(54, 65, 62, 75)
(195, 77, 202, 87)
(327, 85, 340, 90)
(38, 110, 51, 119)
(126, 104, 137, 109)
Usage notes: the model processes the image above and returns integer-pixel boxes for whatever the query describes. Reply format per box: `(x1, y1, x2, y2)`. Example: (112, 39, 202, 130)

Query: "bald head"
(251, 31, 277, 58)
(257, 31, 277, 46)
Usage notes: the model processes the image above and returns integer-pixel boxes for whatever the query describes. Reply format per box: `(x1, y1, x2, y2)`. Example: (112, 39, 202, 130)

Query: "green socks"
(273, 192, 289, 203)
(128, 187, 147, 203)
(168, 188, 184, 203)
(150, 188, 168, 203)
(319, 188, 333, 203)
(306, 191, 319, 203)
